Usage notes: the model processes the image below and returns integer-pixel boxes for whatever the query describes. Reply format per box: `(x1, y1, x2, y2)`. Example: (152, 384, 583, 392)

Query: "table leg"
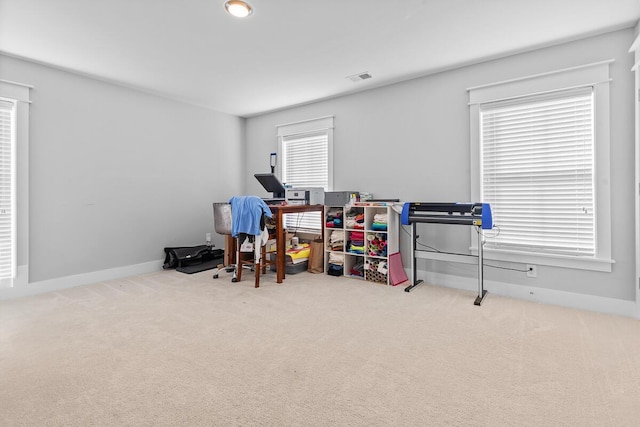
(276, 211, 285, 283)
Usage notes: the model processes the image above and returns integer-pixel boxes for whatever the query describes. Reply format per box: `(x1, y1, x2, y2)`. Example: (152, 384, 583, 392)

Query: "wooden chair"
(235, 233, 274, 287)
(213, 200, 275, 288)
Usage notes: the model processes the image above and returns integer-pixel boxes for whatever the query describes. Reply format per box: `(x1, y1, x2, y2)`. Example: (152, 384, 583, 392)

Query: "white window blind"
(480, 87, 595, 256)
(0, 99, 16, 280)
(282, 131, 329, 188)
(282, 130, 329, 231)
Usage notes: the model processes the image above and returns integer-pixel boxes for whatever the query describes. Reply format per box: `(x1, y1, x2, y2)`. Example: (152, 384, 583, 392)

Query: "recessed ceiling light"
(225, 0, 253, 18)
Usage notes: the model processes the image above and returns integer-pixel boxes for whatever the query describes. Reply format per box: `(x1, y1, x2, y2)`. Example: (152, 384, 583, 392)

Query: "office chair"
(211, 202, 238, 281)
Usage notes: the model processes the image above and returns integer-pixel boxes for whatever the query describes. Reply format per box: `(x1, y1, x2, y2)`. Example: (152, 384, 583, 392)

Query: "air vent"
(346, 72, 372, 82)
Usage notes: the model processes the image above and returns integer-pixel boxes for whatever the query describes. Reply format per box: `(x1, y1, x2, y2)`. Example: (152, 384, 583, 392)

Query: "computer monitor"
(254, 173, 286, 199)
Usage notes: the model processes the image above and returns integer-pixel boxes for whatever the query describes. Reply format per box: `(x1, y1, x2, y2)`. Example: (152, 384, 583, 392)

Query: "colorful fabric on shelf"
(329, 252, 344, 265)
(366, 232, 388, 256)
(328, 264, 343, 276)
(330, 230, 345, 243)
(348, 244, 365, 254)
(326, 208, 343, 229)
(350, 261, 365, 277)
(371, 222, 387, 231)
(373, 213, 388, 223)
(330, 229, 345, 251)
(349, 231, 365, 247)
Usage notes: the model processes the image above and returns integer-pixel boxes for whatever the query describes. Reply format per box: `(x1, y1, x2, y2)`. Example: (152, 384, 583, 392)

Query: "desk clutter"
(209, 194, 406, 286)
(267, 241, 311, 274)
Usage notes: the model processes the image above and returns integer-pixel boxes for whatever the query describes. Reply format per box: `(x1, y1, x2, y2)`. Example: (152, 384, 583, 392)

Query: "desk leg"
(276, 211, 285, 283)
(405, 222, 424, 292)
(474, 228, 487, 305)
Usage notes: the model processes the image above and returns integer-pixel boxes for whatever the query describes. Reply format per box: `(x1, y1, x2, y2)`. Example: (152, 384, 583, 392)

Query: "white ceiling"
(1, 0, 639, 117)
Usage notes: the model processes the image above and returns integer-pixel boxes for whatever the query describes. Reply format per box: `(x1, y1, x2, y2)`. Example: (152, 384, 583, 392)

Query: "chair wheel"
(232, 278, 238, 283)
(213, 274, 219, 279)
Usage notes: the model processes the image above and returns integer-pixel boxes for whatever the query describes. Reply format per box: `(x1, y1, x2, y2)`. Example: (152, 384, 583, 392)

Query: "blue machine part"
(480, 203, 492, 230)
(401, 202, 411, 225)
(401, 201, 493, 229)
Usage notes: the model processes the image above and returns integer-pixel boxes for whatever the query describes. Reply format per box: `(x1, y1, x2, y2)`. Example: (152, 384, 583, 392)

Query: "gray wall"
(0, 28, 635, 302)
(0, 55, 244, 282)
(245, 28, 636, 301)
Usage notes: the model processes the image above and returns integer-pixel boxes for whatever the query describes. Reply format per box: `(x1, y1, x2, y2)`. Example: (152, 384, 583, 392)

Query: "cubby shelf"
(324, 202, 399, 284)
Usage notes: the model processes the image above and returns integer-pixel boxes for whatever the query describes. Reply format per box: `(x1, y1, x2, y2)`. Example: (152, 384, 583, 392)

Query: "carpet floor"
(1, 269, 639, 426)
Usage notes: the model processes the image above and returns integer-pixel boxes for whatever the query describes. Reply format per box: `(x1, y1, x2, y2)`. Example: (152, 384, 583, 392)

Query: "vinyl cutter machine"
(401, 202, 493, 305)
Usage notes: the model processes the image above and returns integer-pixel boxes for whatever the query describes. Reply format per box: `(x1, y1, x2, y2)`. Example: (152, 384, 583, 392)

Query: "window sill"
(470, 246, 614, 272)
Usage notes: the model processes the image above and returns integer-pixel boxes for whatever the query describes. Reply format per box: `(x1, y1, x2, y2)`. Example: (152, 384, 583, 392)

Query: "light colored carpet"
(1, 269, 639, 426)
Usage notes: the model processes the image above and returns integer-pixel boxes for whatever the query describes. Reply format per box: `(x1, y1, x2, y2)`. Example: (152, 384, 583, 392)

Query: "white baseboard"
(0, 260, 164, 301)
(417, 271, 638, 319)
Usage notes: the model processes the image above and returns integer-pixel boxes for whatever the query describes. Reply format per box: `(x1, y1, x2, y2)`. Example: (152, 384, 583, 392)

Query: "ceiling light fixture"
(225, 0, 253, 18)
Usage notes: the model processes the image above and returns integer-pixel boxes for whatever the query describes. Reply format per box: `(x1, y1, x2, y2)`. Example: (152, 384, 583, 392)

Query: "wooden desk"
(268, 204, 324, 283)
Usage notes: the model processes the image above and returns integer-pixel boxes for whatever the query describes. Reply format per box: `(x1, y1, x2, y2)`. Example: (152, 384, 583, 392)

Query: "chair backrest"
(212, 202, 232, 235)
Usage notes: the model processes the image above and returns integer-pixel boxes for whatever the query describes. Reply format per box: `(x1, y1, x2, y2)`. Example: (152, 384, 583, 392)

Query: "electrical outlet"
(526, 264, 537, 278)
(206, 232, 211, 243)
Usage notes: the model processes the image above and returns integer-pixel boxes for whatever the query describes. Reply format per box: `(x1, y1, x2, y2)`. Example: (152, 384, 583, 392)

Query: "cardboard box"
(265, 239, 277, 253)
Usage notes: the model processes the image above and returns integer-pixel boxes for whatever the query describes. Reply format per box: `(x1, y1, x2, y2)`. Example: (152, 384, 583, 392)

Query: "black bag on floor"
(163, 246, 223, 270)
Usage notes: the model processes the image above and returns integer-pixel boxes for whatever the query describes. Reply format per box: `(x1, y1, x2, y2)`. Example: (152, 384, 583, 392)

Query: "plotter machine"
(401, 202, 492, 305)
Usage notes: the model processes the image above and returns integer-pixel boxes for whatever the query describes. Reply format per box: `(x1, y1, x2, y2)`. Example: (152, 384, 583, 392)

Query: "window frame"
(0, 98, 17, 284)
(468, 61, 613, 272)
(0, 79, 31, 287)
(276, 116, 334, 232)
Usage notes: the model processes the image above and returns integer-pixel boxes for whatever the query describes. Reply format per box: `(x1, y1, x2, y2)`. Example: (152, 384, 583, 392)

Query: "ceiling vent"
(347, 72, 372, 82)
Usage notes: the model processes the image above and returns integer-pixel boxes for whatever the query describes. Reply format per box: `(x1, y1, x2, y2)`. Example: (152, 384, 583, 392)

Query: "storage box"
(325, 191, 359, 206)
(267, 252, 309, 274)
(270, 261, 309, 274)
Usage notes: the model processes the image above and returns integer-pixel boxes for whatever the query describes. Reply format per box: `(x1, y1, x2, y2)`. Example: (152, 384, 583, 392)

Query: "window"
(0, 79, 31, 288)
(0, 99, 16, 283)
(277, 116, 334, 231)
(481, 88, 595, 255)
(469, 61, 613, 271)
(282, 131, 329, 190)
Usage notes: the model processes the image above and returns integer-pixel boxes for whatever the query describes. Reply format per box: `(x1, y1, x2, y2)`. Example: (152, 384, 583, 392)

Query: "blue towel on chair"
(229, 196, 273, 237)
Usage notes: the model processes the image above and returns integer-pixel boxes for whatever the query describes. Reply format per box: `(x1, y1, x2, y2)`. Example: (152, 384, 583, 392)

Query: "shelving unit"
(324, 202, 399, 285)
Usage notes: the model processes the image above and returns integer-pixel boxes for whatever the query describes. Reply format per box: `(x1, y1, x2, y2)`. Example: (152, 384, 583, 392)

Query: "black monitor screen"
(254, 173, 286, 198)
